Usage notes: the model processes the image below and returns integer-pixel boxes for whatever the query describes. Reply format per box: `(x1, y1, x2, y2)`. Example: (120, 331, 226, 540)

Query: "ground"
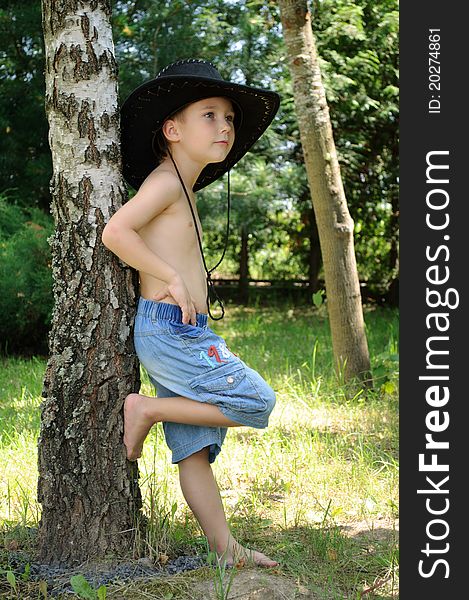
(191, 569, 315, 599)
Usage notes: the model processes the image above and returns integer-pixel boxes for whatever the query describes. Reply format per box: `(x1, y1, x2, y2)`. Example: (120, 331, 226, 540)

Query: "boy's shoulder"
(110, 165, 184, 231)
(139, 165, 182, 200)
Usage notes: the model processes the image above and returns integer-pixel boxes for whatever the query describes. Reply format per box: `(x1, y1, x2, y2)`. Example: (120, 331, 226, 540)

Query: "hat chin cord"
(167, 149, 230, 321)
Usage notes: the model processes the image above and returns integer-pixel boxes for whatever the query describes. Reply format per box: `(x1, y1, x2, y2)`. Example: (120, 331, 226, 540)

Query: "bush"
(0, 196, 53, 355)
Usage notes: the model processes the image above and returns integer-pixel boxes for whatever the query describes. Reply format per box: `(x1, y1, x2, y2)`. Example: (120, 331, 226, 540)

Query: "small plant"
(312, 289, 325, 308)
(39, 580, 48, 599)
(70, 574, 107, 599)
(206, 539, 238, 600)
(6, 570, 17, 596)
(20, 562, 31, 581)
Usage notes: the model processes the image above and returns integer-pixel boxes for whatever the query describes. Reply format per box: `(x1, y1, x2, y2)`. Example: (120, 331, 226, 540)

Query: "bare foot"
(221, 539, 279, 568)
(123, 393, 156, 461)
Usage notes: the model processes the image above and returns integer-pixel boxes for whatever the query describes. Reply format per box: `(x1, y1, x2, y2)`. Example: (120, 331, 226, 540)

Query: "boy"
(102, 60, 280, 567)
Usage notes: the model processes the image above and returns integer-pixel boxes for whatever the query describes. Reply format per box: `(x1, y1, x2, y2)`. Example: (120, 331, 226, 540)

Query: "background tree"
(312, 0, 399, 301)
(38, 0, 141, 563)
(278, 0, 371, 381)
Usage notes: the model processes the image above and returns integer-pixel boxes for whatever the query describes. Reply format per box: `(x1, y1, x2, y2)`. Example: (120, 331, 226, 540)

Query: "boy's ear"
(162, 119, 180, 142)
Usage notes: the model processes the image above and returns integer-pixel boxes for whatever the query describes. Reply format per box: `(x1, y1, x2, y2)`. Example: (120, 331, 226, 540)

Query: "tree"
(38, 0, 141, 563)
(312, 0, 399, 303)
(278, 0, 371, 381)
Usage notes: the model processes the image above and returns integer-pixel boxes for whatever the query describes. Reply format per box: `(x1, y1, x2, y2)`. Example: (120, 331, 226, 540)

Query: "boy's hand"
(154, 275, 197, 325)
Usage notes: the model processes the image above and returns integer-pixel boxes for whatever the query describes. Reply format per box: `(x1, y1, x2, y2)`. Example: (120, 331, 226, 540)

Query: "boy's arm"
(102, 171, 198, 325)
(102, 170, 179, 283)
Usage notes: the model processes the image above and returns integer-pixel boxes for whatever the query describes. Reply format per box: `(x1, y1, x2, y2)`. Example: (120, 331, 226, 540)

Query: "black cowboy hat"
(120, 59, 280, 192)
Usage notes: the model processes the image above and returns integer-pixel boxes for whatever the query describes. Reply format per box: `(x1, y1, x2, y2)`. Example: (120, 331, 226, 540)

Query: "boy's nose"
(220, 121, 234, 134)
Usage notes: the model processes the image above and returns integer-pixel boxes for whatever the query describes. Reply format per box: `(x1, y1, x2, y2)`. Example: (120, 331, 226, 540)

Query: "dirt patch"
(341, 517, 399, 546)
(191, 568, 317, 599)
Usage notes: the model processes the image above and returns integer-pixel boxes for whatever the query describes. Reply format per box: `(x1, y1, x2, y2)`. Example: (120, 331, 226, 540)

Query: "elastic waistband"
(137, 297, 208, 328)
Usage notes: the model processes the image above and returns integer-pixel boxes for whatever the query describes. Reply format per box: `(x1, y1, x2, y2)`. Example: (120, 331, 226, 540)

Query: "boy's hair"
(152, 107, 186, 165)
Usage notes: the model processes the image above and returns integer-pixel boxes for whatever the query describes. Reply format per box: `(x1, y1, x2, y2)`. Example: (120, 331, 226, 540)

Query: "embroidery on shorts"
(208, 344, 228, 364)
(217, 341, 232, 359)
(198, 342, 235, 368)
(199, 351, 216, 368)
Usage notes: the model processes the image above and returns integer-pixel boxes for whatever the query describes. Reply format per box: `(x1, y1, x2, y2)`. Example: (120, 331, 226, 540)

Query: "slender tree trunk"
(278, 0, 371, 381)
(38, 0, 142, 565)
(239, 223, 250, 304)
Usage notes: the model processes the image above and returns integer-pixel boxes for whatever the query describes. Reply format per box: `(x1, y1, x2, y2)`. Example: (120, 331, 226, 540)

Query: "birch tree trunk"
(278, 0, 371, 381)
(38, 0, 142, 564)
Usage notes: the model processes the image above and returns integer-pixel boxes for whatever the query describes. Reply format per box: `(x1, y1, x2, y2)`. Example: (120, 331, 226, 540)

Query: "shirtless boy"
(102, 60, 280, 567)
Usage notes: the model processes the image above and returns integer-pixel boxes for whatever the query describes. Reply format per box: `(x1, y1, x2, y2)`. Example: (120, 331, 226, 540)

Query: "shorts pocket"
(188, 362, 267, 414)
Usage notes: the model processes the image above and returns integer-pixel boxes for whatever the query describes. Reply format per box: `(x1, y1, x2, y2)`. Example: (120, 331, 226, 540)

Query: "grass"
(0, 303, 399, 599)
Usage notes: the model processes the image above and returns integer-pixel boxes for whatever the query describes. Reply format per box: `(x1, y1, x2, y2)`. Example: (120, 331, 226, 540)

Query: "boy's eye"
(203, 112, 234, 122)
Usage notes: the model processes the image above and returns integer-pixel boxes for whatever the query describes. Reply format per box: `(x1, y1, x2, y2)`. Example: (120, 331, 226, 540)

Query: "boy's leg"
(124, 362, 276, 461)
(124, 392, 241, 461)
(178, 447, 278, 567)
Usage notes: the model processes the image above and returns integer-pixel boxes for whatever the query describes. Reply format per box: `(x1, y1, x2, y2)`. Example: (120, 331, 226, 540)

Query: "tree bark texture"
(38, 0, 142, 565)
(278, 0, 371, 380)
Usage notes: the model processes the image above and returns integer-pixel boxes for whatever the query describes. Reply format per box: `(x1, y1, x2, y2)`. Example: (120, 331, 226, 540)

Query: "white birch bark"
(39, 0, 142, 564)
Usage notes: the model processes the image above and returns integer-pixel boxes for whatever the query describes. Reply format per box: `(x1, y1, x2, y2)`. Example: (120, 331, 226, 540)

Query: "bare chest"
(140, 199, 203, 253)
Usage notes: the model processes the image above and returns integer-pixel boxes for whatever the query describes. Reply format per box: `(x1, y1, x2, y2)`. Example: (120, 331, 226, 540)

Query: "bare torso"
(138, 168, 208, 314)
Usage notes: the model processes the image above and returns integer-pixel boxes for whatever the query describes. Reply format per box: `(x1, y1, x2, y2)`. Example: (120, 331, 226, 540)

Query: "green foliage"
(312, 0, 399, 291)
(312, 289, 325, 308)
(207, 547, 238, 600)
(0, 195, 53, 355)
(70, 574, 107, 599)
(0, 1, 51, 211)
(6, 569, 17, 593)
(21, 562, 30, 581)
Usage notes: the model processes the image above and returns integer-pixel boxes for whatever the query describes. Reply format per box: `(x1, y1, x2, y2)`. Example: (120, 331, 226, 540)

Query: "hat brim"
(120, 75, 280, 192)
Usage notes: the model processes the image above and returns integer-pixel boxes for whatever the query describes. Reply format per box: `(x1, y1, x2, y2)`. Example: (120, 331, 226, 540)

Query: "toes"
(259, 558, 279, 567)
(253, 554, 278, 568)
(125, 444, 142, 461)
(231, 547, 278, 568)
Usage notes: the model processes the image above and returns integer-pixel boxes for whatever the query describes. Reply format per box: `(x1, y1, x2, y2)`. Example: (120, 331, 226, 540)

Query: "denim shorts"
(133, 297, 276, 464)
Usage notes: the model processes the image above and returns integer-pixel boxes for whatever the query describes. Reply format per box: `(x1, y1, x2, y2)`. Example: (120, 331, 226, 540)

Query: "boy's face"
(169, 96, 236, 164)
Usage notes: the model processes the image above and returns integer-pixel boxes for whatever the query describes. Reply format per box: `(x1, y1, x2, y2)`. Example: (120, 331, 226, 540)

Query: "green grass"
(0, 304, 399, 599)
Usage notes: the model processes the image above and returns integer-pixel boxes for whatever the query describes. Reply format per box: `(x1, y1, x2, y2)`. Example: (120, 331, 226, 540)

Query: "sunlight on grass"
(0, 305, 399, 598)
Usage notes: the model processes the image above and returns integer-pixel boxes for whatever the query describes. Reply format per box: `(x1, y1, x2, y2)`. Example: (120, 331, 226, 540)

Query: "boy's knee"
(189, 362, 276, 428)
(264, 384, 276, 416)
(257, 383, 276, 424)
(178, 446, 210, 467)
(242, 368, 276, 426)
